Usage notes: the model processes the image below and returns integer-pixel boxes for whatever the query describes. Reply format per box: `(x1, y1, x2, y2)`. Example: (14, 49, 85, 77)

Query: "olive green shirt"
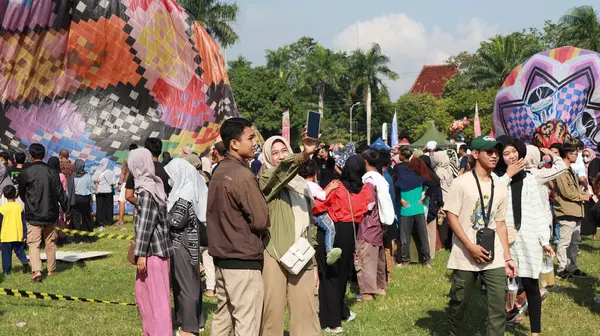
(259, 155, 316, 270)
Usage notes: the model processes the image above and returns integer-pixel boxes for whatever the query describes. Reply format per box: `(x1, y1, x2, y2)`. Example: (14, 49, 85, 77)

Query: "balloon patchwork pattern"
(493, 47, 600, 148)
(0, 0, 237, 167)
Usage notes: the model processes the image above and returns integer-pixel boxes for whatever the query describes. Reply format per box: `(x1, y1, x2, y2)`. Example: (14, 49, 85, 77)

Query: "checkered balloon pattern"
(493, 47, 600, 149)
(0, 0, 237, 169)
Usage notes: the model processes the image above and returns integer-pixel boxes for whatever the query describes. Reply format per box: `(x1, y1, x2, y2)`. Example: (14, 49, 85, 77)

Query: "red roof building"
(409, 64, 458, 98)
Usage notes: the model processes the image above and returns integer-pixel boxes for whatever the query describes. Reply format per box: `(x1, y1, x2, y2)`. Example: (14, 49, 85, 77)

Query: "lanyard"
(472, 170, 494, 228)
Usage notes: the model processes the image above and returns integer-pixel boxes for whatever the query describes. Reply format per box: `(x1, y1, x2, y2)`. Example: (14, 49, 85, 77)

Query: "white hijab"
(164, 159, 208, 222)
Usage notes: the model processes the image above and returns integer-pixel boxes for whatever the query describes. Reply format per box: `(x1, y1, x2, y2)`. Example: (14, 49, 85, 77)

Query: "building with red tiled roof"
(409, 65, 458, 98)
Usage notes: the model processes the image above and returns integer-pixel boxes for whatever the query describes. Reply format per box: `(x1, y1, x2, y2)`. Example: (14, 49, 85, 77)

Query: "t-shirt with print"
(443, 172, 508, 272)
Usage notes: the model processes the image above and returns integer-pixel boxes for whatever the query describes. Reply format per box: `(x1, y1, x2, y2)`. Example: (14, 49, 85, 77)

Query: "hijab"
(0, 163, 13, 192)
(583, 148, 596, 169)
(394, 165, 425, 191)
(181, 146, 192, 158)
(263, 136, 312, 198)
(47, 157, 61, 173)
(433, 151, 454, 195)
(263, 136, 313, 243)
(525, 145, 542, 170)
(419, 155, 440, 186)
(409, 157, 432, 181)
(67, 159, 87, 206)
(99, 158, 109, 172)
(201, 156, 212, 174)
(498, 137, 527, 230)
(340, 155, 366, 194)
(128, 148, 167, 206)
(164, 159, 207, 222)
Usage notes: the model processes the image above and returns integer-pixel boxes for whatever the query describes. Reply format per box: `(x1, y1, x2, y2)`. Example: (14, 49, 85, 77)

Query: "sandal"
(355, 294, 374, 302)
(31, 271, 42, 282)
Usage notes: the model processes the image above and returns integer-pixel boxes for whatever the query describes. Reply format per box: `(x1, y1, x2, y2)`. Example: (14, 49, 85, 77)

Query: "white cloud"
(332, 13, 499, 100)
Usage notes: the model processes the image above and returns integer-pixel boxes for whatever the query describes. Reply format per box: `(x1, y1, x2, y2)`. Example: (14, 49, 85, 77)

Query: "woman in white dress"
(495, 137, 565, 335)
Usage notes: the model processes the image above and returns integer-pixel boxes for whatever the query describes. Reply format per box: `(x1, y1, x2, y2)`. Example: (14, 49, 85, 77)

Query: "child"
(0, 185, 29, 275)
(299, 160, 342, 265)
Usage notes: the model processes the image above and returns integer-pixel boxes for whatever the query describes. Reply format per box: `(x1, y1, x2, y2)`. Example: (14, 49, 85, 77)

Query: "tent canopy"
(410, 121, 451, 149)
(370, 138, 390, 151)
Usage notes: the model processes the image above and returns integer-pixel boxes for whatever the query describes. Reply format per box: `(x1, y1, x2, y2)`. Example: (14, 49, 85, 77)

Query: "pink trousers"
(135, 256, 172, 336)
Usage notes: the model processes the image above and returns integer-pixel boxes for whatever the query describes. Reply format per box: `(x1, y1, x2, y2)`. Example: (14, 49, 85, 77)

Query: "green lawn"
(1, 218, 600, 335)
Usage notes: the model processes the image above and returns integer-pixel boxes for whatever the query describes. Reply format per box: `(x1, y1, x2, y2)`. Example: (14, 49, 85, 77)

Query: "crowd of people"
(1, 117, 599, 335)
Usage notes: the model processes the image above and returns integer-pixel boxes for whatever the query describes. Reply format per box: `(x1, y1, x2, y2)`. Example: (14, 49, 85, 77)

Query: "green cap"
(471, 135, 501, 151)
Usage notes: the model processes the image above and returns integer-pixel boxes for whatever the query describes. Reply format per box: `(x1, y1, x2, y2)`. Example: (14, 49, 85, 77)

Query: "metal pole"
(349, 102, 360, 143)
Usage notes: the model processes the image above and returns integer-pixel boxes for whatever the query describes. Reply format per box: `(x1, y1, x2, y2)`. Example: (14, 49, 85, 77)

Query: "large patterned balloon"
(0, 0, 237, 168)
(493, 47, 600, 148)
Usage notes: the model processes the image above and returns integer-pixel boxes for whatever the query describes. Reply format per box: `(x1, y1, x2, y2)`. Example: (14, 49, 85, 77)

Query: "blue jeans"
(551, 205, 560, 243)
(1, 242, 28, 274)
(314, 213, 335, 253)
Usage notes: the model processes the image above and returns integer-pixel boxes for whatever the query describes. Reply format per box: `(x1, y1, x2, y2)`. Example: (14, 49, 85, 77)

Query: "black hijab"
(67, 159, 87, 206)
(340, 155, 366, 194)
(497, 136, 527, 230)
(47, 157, 61, 172)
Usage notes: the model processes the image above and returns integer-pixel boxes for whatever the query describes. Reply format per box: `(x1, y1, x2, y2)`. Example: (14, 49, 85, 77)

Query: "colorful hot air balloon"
(493, 47, 600, 148)
(0, 0, 237, 168)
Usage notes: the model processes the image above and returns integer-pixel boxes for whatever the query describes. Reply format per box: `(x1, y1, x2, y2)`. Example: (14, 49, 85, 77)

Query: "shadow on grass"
(415, 278, 532, 336)
(553, 276, 600, 315)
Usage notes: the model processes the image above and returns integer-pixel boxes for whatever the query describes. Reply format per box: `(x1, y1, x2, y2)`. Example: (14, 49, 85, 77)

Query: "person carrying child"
(299, 160, 342, 265)
(0, 185, 29, 275)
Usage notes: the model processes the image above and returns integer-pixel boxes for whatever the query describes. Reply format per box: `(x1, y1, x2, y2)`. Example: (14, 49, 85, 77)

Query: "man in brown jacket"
(208, 118, 269, 336)
(554, 144, 590, 279)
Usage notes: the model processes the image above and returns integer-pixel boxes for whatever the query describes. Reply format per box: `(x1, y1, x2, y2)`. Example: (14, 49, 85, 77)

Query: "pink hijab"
(128, 148, 166, 206)
(181, 146, 192, 158)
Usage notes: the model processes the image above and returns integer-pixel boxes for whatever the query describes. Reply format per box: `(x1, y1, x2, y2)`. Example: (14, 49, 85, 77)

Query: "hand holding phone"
(306, 110, 321, 139)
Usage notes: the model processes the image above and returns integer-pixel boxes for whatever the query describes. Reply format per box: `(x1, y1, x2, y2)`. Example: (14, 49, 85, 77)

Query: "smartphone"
(306, 110, 321, 139)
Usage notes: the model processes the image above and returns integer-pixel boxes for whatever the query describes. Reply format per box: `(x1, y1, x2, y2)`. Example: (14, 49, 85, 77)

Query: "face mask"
(584, 157, 591, 163)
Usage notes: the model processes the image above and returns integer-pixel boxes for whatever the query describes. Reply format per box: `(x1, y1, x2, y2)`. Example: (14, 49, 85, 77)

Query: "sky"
(226, 0, 590, 100)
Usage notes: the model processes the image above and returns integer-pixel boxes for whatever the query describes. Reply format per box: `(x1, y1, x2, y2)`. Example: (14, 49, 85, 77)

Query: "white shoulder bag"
(272, 226, 315, 275)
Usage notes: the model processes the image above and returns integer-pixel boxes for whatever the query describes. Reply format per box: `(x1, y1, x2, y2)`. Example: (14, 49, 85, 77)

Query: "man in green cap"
(443, 135, 517, 336)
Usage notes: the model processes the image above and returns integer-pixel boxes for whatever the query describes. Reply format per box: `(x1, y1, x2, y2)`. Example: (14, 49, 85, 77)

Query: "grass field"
(1, 218, 600, 335)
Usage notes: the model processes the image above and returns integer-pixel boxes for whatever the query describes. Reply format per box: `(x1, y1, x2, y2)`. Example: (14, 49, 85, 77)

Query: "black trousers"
(521, 277, 542, 333)
(73, 195, 93, 232)
(317, 221, 354, 329)
(95, 192, 113, 226)
(399, 214, 430, 264)
(171, 231, 205, 332)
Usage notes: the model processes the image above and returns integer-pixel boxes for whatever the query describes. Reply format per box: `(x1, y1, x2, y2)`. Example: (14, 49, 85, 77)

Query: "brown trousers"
(27, 223, 57, 273)
(211, 267, 264, 336)
(260, 252, 320, 336)
(356, 240, 387, 295)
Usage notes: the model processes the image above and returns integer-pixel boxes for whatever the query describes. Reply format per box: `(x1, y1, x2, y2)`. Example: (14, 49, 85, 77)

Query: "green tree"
(469, 33, 544, 89)
(180, 0, 239, 47)
(558, 6, 600, 52)
(297, 46, 346, 116)
(350, 43, 398, 144)
(394, 94, 453, 141)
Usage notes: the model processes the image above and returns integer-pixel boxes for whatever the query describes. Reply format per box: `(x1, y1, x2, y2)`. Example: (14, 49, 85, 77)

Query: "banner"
(474, 102, 481, 137)
(391, 112, 399, 148)
(382, 123, 388, 144)
(282, 109, 290, 143)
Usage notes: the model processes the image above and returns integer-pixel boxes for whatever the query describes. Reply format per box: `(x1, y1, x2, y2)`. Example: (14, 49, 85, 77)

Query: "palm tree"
(265, 47, 292, 79)
(350, 43, 398, 144)
(298, 46, 345, 116)
(179, 0, 240, 47)
(558, 6, 600, 52)
(469, 34, 543, 89)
